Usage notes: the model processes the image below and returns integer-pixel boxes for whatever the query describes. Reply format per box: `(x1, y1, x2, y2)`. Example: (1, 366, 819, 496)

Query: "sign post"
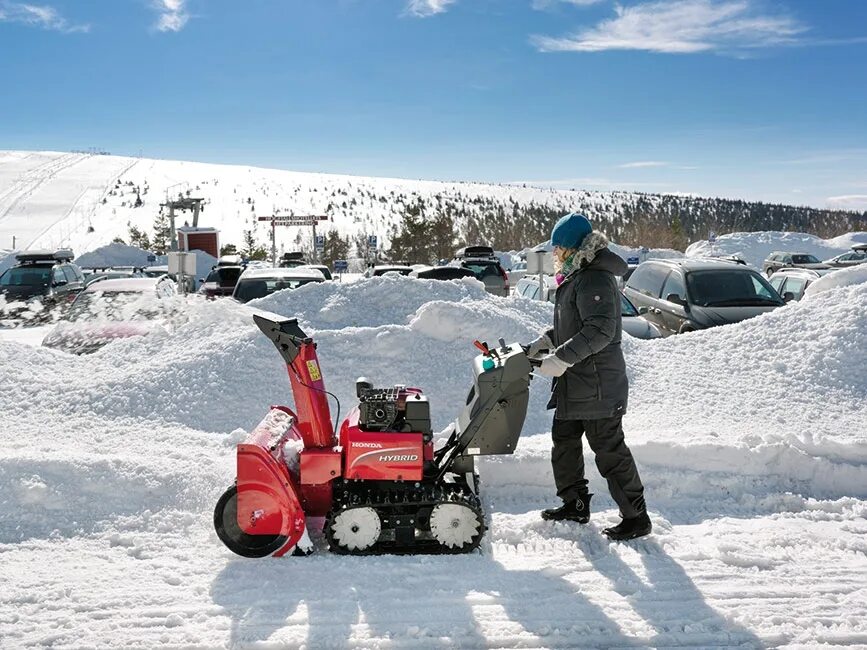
(257, 215, 328, 266)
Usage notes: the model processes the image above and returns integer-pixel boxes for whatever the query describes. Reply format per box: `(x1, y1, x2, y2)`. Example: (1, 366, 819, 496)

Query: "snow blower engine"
(214, 315, 534, 557)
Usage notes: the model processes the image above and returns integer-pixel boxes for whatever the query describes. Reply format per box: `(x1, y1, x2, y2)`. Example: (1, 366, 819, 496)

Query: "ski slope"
(1, 274, 865, 648)
(0, 150, 648, 258)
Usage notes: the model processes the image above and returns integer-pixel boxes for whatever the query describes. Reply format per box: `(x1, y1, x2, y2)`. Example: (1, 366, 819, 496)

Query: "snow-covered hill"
(1, 274, 865, 647)
(2, 151, 862, 266)
(0, 150, 645, 257)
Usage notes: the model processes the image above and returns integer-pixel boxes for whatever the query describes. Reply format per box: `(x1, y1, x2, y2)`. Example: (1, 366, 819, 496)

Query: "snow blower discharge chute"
(214, 315, 535, 557)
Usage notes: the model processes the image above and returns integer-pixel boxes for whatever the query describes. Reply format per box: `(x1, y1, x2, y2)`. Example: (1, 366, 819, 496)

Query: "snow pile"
(75, 242, 155, 268)
(1, 272, 866, 647)
(686, 230, 867, 268)
(805, 263, 867, 296)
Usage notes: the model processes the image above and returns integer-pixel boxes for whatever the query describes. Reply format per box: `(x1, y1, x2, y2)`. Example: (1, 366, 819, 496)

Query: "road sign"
(315, 235, 325, 251)
(627, 256, 640, 265)
(334, 259, 348, 272)
(367, 235, 378, 249)
(257, 215, 327, 224)
(146, 254, 156, 263)
(708, 231, 717, 243)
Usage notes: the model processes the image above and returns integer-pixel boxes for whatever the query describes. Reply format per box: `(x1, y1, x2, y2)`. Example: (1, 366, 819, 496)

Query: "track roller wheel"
(327, 507, 382, 553)
(429, 502, 484, 551)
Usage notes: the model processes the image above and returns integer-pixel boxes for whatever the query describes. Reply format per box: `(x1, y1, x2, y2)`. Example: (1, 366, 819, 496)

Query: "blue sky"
(2, 0, 866, 210)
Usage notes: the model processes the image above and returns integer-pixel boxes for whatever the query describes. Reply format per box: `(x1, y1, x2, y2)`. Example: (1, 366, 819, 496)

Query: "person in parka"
(527, 212, 651, 541)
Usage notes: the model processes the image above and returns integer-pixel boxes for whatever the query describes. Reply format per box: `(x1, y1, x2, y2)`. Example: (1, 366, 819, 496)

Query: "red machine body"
(339, 407, 430, 481)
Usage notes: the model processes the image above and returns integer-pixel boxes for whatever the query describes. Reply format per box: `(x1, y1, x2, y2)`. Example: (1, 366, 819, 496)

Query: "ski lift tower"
(160, 196, 206, 251)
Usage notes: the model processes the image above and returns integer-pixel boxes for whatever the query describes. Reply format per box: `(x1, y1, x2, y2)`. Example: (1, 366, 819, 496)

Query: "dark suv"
(623, 259, 784, 335)
(451, 245, 509, 297)
(0, 250, 86, 321)
(762, 252, 830, 277)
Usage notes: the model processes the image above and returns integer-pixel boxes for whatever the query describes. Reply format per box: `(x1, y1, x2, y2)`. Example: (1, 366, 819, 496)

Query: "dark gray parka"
(546, 233, 629, 420)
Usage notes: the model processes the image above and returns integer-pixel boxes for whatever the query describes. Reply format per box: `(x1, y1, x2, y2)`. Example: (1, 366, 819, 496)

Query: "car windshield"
(235, 277, 322, 302)
(686, 270, 784, 307)
(205, 267, 243, 287)
(66, 291, 167, 322)
(0, 266, 51, 287)
(792, 254, 820, 264)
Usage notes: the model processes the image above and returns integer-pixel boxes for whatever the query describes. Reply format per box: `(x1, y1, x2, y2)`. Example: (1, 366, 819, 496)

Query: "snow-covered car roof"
(82, 277, 172, 293)
(771, 267, 837, 279)
(239, 267, 325, 280)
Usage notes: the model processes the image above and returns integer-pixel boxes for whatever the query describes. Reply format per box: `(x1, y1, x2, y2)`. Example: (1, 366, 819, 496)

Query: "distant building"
(178, 226, 219, 258)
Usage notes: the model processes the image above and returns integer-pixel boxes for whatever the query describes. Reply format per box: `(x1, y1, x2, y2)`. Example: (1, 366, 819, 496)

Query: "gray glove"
(526, 333, 553, 359)
(537, 354, 571, 378)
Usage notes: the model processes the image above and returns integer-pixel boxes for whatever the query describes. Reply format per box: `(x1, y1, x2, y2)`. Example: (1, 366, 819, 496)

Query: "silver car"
(514, 274, 663, 340)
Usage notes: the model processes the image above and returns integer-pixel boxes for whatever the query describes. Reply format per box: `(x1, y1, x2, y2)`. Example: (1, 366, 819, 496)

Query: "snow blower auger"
(214, 315, 534, 558)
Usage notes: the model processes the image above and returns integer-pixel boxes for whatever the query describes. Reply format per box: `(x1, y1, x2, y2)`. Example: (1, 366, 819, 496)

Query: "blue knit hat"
(551, 212, 592, 249)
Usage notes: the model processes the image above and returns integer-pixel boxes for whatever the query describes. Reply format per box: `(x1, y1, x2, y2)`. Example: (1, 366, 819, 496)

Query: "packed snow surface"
(1, 275, 866, 648)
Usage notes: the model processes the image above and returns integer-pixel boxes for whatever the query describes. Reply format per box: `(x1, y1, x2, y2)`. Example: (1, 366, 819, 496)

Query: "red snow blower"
(214, 315, 533, 557)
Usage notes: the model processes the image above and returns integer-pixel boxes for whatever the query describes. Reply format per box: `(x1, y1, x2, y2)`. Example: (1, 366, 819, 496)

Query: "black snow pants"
(551, 416, 646, 518)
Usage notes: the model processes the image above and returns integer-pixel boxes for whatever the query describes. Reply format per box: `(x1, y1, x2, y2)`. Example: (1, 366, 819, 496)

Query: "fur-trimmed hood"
(566, 232, 628, 277)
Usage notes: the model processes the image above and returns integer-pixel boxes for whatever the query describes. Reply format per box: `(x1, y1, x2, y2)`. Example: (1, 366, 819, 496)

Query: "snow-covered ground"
(1, 273, 865, 648)
(686, 230, 867, 268)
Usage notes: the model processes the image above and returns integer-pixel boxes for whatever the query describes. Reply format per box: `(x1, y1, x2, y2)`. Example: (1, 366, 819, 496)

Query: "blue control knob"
(482, 357, 495, 371)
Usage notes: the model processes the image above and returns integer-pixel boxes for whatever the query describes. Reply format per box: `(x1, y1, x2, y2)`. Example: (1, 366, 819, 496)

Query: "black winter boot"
(541, 494, 592, 523)
(602, 511, 652, 541)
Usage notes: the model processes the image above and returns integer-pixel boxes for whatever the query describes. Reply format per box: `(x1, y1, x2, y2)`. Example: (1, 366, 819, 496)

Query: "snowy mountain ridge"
(0, 150, 861, 261)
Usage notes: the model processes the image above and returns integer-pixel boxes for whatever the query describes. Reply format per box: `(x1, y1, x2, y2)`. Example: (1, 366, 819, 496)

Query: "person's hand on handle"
(536, 354, 571, 377)
(525, 333, 553, 359)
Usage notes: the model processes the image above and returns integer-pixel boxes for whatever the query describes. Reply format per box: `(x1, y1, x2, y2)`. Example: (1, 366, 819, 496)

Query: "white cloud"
(532, 0, 807, 54)
(0, 1, 89, 33)
(827, 195, 867, 209)
(619, 160, 668, 168)
(153, 0, 189, 32)
(405, 0, 456, 18)
(532, 0, 605, 9)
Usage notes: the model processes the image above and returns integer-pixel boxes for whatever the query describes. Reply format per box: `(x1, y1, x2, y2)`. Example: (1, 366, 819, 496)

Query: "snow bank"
(75, 242, 155, 269)
(686, 230, 867, 268)
(804, 263, 867, 296)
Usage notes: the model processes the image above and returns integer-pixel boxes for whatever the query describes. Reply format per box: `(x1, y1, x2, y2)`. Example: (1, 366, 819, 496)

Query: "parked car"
(84, 267, 145, 287)
(409, 266, 476, 281)
(199, 264, 245, 298)
(42, 277, 177, 354)
(0, 249, 85, 322)
(363, 265, 413, 278)
(824, 244, 867, 268)
(623, 258, 784, 335)
(298, 264, 333, 281)
(233, 267, 326, 303)
(279, 252, 307, 268)
(451, 245, 509, 297)
(768, 267, 837, 302)
(507, 260, 527, 286)
(762, 252, 830, 277)
(513, 274, 663, 340)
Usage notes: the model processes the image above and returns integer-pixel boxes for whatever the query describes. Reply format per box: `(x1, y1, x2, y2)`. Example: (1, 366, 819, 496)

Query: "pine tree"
(127, 222, 151, 250)
(152, 211, 171, 254)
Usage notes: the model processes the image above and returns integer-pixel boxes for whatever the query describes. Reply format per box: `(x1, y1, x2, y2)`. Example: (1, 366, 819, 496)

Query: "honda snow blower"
(214, 315, 534, 557)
